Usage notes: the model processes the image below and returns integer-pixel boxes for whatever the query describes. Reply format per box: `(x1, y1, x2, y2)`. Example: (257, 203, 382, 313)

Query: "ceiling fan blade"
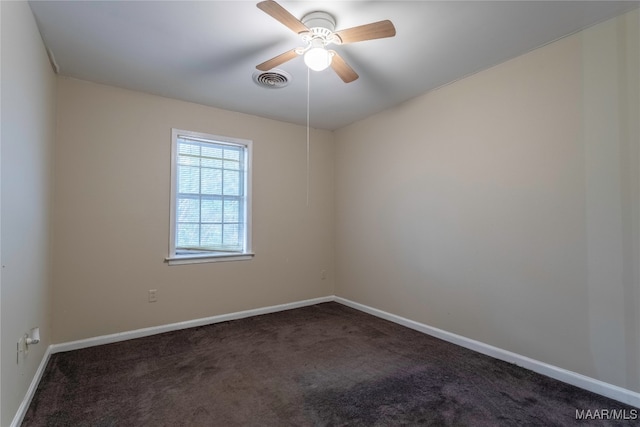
(330, 51, 359, 83)
(257, 0, 309, 34)
(256, 49, 299, 71)
(335, 20, 396, 44)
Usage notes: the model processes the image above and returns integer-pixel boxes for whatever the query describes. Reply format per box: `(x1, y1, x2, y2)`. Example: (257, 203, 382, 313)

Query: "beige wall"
(1, 2, 57, 425)
(335, 10, 639, 392)
(52, 78, 335, 343)
(3, 4, 637, 422)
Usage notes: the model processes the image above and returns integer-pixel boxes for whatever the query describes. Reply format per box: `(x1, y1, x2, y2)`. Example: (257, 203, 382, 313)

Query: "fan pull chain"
(306, 66, 310, 207)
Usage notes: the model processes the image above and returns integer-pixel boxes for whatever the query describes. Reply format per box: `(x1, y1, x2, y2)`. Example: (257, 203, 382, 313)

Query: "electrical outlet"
(148, 289, 158, 303)
(320, 269, 327, 280)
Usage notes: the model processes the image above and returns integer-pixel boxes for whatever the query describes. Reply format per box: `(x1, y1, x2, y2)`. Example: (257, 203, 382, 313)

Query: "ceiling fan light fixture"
(304, 47, 332, 71)
(256, 1, 396, 82)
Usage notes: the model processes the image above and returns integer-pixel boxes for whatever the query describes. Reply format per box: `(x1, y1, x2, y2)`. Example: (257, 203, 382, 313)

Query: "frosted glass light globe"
(304, 47, 332, 71)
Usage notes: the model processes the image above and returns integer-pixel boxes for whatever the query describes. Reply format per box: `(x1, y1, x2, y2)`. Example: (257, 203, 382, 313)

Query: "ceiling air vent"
(253, 69, 291, 89)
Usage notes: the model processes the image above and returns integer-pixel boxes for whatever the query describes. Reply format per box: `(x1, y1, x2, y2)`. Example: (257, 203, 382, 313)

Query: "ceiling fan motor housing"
(301, 11, 336, 40)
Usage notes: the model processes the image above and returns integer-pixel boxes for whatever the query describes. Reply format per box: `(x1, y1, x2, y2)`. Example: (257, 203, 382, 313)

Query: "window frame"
(166, 128, 253, 265)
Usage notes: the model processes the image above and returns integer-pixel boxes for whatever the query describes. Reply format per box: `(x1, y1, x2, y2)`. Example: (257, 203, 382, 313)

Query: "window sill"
(165, 252, 255, 266)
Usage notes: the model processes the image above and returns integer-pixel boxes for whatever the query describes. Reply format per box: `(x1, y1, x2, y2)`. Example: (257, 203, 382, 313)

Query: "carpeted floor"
(23, 302, 637, 426)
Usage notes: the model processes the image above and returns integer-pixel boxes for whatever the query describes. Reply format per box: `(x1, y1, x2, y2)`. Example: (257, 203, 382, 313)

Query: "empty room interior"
(2, 0, 640, 425)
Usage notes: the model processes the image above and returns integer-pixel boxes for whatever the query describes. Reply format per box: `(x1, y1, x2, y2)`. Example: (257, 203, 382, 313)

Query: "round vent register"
(253, 69, 291, 88)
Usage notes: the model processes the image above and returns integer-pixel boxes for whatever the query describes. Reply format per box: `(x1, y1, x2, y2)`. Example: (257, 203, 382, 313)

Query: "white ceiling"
(29, 1, 638, 130)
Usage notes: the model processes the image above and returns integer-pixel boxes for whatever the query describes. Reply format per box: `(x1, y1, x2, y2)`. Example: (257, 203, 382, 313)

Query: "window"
(167, 129, 253, 265)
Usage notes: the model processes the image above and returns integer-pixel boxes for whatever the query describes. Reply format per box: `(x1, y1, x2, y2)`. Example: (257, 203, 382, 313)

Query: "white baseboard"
(11, 345, 53, 427)
(335, 296, 640, 408)
(13, 294, 640, 426)
(51, 296, 334, 353)
(11, 295, 332, 426)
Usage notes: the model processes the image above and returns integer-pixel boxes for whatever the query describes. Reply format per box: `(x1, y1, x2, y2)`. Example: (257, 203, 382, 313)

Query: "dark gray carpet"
(23, 302, 637, 426)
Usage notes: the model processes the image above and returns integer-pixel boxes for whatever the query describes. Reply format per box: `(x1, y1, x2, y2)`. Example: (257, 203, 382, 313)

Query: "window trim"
(166, 128, 253, 265)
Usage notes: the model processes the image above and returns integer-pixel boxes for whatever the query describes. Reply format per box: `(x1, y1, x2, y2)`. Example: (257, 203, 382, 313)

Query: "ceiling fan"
(256, 0, 396, 83)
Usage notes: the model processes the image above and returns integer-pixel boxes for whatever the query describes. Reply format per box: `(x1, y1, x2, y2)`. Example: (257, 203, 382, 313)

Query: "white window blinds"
(175, 136, 247, 253)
